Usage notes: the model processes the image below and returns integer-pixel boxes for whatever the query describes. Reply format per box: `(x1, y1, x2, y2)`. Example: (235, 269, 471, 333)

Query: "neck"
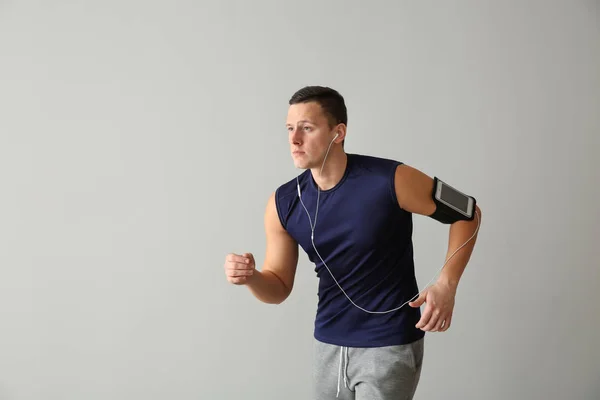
(311, 150, 348, 191)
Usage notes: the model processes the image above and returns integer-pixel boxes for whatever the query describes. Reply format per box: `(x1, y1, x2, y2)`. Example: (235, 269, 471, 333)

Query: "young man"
(223, 86, 482, 399)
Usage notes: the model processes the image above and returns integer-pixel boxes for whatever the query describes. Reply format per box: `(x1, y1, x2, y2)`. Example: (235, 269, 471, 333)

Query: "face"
(286, 102, 339, 169)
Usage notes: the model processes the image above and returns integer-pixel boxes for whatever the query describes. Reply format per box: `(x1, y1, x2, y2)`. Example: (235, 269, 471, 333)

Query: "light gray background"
(1, 1, 599, 399)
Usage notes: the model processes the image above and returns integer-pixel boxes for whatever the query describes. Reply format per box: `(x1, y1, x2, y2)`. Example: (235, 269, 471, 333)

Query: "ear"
(333, 124, 347, 143)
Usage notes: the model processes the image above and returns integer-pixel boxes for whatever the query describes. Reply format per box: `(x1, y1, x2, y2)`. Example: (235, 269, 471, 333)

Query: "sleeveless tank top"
(275, 153, 425, 347)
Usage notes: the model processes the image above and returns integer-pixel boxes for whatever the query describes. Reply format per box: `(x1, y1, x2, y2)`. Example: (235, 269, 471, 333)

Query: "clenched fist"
(224, 253, 255, 285)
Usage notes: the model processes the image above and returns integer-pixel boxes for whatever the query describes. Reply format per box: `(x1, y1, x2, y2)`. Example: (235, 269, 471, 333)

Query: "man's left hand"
(409, 281, 457, 332)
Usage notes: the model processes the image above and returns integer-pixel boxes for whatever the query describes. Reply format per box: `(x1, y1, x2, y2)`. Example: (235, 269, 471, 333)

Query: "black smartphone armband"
(429, 177, 476, 224)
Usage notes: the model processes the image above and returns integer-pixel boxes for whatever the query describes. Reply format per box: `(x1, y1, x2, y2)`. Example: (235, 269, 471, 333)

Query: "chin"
(292, 156, 308, 169)
(293, 161, 307, 169)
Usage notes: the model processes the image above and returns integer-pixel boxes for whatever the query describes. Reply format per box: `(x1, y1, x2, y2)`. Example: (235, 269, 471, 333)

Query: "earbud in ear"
(334, 133, 339, 139)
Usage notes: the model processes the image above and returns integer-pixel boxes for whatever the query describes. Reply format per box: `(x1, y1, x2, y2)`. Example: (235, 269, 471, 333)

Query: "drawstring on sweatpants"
(337, 346, 351, 397)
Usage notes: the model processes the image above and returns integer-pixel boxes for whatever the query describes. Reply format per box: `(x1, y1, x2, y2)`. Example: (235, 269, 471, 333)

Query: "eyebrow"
(286, 119, 315, 126)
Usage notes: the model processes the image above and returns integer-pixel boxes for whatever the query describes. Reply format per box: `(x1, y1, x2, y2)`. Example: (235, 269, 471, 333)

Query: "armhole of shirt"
(274, 187, 287, 229)
(389, 161, 407, 212)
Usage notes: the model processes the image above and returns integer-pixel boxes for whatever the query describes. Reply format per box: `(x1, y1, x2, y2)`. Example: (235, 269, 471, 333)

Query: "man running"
(224, 86, 481, 399)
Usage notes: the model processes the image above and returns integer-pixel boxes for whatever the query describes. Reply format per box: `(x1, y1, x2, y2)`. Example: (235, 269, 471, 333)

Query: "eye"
(303, 126, 312, 132)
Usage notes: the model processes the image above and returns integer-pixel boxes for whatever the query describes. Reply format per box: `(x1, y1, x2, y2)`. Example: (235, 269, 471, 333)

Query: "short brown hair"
(289, 86, 347, 128)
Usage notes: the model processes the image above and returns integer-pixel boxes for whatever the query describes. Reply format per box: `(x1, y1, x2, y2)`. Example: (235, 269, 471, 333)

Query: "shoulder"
(393, 163, 432, 189)
(275, 171, 305, 199)
(346, 153, 407, 206)
(349, 153, 435, 215)
(348, 153, 404, 184)
(349, 153, 403, 171)
(271, 170, 309, 230)
(274, 169, 309, 208)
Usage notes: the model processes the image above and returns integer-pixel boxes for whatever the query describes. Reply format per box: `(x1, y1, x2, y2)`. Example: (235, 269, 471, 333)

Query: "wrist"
(437, 275, 459, 291)
(245, 268, 261, 286)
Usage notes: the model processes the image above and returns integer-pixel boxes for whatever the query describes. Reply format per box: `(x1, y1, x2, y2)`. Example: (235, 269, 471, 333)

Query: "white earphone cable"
(296, 135, 480, 314)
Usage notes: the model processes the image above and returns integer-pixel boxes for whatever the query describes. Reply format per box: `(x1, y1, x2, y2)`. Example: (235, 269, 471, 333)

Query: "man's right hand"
(224, 253, 256, 285)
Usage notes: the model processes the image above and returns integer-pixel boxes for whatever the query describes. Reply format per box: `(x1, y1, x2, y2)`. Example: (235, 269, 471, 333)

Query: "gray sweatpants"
(313, 337, 424, 400)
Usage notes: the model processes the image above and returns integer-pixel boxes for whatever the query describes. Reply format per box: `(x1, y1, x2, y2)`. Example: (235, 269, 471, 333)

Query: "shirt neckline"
(308, 153, 353, 194)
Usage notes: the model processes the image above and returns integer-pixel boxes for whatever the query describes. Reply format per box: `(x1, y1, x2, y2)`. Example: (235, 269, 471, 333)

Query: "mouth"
(292, 150, 305, 155)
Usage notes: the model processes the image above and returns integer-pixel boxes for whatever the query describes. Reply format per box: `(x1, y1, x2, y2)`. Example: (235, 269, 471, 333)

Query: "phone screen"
(440, 183, 470, 213)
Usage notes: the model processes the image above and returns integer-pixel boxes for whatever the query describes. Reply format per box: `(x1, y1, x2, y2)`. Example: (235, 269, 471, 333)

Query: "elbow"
(273, 286, 293, 304)
(263, 270, 293, 304)
(471, 205, 482, 229)
(267, 294, 289, 305)
(269, 270, 293, 304)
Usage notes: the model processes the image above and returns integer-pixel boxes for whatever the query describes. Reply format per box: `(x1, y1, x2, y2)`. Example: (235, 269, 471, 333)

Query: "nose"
(290, 127, 302, 144)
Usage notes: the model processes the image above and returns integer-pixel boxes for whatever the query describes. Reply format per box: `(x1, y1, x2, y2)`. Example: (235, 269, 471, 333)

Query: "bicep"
(263, 192, 299, 294)
(394, 164, 437, 216)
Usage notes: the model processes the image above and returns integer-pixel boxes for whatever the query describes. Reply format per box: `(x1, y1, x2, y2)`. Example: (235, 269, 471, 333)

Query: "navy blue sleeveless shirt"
(275, 153, 425, 347)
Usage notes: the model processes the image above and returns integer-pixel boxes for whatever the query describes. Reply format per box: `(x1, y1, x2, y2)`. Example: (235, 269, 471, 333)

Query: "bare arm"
(395, 164, 482, 332)
(394, 164, 482, 290)
(245, 192, 299, 304)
